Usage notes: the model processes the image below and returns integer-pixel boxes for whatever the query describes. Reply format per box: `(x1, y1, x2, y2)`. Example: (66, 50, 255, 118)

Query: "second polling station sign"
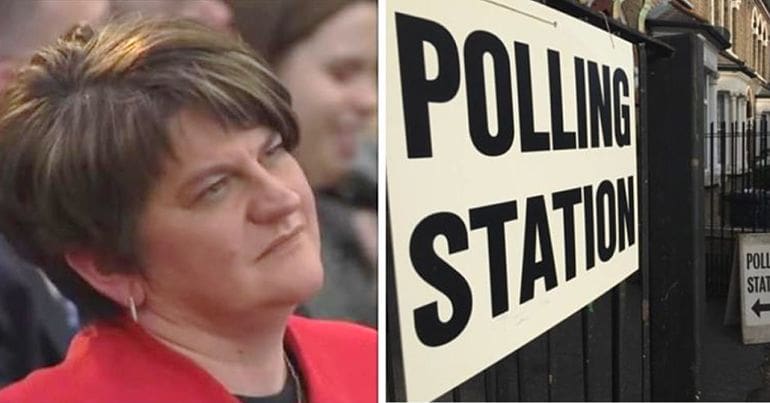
(386, 0, 640, 400)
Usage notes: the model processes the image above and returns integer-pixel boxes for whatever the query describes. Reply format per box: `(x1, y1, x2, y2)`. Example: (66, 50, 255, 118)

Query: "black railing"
(705, 118, 770, 297)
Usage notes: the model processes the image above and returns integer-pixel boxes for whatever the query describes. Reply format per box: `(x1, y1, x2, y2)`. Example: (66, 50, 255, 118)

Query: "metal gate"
(386, 1, 709, 401)
(705, 119, 770, 298)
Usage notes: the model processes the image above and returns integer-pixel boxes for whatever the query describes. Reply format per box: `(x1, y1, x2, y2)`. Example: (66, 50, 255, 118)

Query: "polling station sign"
(737, 234, 770, 344)
(386, 0, 640, 400)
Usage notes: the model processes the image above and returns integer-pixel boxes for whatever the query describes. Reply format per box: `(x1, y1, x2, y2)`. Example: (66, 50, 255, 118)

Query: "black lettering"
(748, 253, 755, 270)
(410, 212, 471, 347)
(553, 188, 582, 281)
(575, 57, 588, 149)
(396, 13, 460, 158)
(470, 201, 518, 317)
(613, 68, 631, 147)
(515, 42, 550, 152)
(596, 180, 617, 262)
(749, 277, 755, 293)
(549, 50, 576, 150)
(520, 196, 558, 304)
(584, 185, 596, 270)
(464, 31, 514, 156)
(617, 176, 635, 251)
(588, 61, 612, 148)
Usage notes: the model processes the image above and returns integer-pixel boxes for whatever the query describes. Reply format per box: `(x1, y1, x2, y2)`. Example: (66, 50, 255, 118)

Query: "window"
(718, 92, 727, 125)
(732, 8, 737, 47)
(717, 92, 728, 166)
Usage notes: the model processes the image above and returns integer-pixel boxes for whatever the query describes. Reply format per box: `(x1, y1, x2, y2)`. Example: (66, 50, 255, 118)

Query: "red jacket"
(0, 315, 376, 403)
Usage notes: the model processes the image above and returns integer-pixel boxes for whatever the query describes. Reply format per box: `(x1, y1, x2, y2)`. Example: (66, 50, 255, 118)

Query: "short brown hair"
(0, 17, 299, 321)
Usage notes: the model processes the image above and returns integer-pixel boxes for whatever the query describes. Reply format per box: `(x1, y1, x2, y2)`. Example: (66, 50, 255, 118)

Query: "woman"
(232, 0, 378, 328)
(0, 17, 375, 403)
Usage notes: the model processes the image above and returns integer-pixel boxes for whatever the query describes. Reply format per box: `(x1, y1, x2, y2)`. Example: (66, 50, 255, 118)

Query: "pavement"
(701, 297, 770, 401)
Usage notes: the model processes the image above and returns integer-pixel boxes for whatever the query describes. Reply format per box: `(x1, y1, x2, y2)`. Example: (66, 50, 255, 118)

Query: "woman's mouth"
(256, 224, 305, 260)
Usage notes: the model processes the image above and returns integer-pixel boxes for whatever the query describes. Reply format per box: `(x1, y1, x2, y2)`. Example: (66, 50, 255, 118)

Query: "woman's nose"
(245, 168, 302, 223)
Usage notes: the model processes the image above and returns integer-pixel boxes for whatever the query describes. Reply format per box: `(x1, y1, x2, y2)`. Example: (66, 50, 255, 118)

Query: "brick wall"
(735, 3, 747, 58)
(692, 0, 710, 20)
(733, 1, 770, 79)
(680, 0, 770, 78)
(566, 0, 769, 79)
(567, 0, 661, 31)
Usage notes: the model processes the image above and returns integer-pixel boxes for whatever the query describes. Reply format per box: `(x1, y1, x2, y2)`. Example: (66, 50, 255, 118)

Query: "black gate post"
(646, 33, 706, 401)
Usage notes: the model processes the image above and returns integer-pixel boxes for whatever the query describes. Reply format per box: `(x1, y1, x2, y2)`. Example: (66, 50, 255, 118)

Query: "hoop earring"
(128, 296, 138, 322)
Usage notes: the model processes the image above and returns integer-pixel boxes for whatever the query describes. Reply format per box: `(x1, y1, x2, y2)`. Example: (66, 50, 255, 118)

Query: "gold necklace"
(284, 352, 303, 403)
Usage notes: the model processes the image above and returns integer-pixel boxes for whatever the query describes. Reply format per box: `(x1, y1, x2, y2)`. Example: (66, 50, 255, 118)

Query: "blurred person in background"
(0, 0, 108, 386)
(0, 17, 375, 403)
(0, 0, 108, 84)
(109, 0, 233, 31)
(232, 0, 378, 328)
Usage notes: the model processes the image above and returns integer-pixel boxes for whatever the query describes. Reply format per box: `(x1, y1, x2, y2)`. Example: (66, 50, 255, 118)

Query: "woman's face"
(135, 109, 323, 326)
(276, 1, 377, 190)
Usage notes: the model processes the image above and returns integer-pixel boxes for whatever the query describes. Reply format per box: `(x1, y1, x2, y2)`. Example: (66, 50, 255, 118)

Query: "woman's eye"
(199, 177, 230, 202)
(329, 63, 358, 83)
(266, 134, 285, 156)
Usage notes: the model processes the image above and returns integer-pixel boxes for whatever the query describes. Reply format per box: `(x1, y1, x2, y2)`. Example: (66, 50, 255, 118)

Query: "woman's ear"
(64, 248, 144, 309)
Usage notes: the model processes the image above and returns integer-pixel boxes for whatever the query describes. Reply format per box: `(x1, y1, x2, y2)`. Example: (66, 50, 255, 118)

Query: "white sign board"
(386, 0, 639, 400)
(738, 234, 770, 344)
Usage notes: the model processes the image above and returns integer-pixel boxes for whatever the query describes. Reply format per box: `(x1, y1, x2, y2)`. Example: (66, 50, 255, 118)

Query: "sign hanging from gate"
(386, 0, 639, 400)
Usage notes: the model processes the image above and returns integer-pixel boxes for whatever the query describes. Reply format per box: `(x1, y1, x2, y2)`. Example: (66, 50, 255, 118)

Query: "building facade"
(578, 0, 770, 179)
